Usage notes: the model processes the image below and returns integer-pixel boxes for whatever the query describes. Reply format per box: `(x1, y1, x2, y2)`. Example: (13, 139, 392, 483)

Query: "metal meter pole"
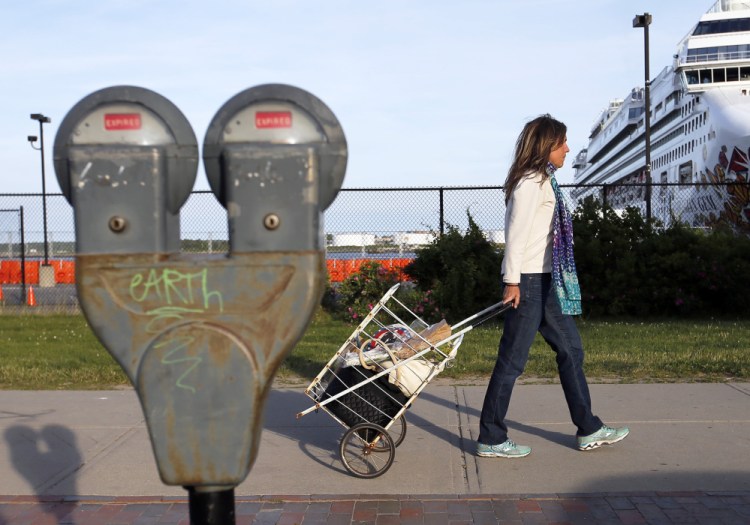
(188, 488, 235, 525)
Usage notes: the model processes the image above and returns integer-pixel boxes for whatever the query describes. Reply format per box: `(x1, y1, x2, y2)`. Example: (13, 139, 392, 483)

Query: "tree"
(404, 212, 503, 322)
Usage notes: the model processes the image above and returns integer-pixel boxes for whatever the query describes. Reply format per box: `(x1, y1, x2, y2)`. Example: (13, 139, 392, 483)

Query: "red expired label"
(255, 111, 292, 128)
(104, 113, 142, 130)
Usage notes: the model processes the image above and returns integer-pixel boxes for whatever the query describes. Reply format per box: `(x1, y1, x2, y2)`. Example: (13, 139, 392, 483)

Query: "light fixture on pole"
(633, 13, 652, 221)
(28, 113, 52, 267)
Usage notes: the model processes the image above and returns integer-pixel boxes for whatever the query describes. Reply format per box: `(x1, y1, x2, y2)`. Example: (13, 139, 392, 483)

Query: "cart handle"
(451, 300, 513, 331)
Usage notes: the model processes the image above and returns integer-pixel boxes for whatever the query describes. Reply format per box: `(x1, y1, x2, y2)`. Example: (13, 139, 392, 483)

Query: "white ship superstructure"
(573, 0, 750, 233)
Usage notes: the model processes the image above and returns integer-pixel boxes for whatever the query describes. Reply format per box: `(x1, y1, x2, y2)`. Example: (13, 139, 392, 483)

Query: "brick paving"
(0, 491, 748, 525)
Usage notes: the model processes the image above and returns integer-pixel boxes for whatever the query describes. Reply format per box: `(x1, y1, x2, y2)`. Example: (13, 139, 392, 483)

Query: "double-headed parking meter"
(54, 84, 346, 524)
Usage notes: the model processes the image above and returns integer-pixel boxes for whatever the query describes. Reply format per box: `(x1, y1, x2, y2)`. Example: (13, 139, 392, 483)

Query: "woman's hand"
(503, 284, 520, 308)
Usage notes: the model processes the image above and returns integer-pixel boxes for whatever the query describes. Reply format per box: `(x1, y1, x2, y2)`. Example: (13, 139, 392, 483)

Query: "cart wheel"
(340, 423, 395, 478)
(390, 416, 407, 448)
(381, 416, 407, 448)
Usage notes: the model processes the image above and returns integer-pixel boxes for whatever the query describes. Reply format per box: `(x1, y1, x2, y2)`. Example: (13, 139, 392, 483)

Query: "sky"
(0, 0, 713, 196)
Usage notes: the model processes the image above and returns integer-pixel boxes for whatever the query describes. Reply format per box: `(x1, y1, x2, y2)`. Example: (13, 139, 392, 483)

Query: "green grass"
(0, 315, 127, 389)
(1, 311, 748, 389)
(448, 319, 750, 382)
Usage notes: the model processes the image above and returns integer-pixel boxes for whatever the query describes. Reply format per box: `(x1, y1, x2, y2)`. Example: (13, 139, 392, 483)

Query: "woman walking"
(477, 114, 629, 458)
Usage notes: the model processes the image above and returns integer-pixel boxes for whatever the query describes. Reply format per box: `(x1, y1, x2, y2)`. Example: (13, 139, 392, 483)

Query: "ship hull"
(573, 1, 750, 235)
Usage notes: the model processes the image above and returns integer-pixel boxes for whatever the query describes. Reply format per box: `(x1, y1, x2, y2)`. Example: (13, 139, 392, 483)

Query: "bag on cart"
(383, 357, 433, 397)
(320, 366, 407, 429)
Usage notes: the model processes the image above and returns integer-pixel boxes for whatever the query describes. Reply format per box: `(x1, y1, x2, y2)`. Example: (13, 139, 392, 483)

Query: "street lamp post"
(28, 113, 52, 269)
(633, 13, 653, 221)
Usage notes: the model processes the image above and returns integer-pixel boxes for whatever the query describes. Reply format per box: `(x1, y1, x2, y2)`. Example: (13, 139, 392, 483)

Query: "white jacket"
(501, 171, 554, 283)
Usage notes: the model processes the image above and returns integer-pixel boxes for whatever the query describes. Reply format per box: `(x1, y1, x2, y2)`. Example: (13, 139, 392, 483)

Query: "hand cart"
(297, 283, 511, 478)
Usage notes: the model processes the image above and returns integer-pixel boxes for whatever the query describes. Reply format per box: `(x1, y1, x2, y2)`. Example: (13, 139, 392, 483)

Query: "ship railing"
(683, 49, 750, 64)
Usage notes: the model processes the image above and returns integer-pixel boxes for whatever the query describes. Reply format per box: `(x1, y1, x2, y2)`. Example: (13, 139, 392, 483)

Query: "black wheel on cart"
(377, 416, 407, 449)
(340, 423, 395, 478)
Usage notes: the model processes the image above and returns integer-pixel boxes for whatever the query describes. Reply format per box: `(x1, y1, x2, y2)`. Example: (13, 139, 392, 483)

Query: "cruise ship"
(572, 0, 750, 234)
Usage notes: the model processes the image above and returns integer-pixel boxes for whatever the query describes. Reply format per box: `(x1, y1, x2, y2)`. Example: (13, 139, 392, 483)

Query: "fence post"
(439, 187, 445, 236)
(20, 206, 26, 301)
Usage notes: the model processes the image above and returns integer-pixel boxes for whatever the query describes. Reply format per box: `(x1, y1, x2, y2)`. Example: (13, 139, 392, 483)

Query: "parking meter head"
(203, 84, 347, 211)
(54, 86, 198, 212)
(53, 86, 198, 254)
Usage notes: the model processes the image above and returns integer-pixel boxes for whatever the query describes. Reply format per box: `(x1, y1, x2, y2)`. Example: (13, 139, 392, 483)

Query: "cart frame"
(297, 283, 510, 477)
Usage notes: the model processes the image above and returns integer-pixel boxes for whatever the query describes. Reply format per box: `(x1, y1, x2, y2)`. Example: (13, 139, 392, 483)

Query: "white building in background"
(329, 233, 377, 247)
(393, 231, 435, 246)
(328, 230, 504, 249)
(486, 229, 505, 244)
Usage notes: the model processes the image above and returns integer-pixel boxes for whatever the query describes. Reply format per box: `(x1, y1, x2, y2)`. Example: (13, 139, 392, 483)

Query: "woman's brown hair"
(504, 114, 567, 203)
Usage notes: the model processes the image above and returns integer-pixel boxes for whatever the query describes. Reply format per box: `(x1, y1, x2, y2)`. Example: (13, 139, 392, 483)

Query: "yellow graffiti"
(130, 267, 225, 394)
(129, 268, 223, 312)
(143, 306, 204, 334)
(155, 335, 202, 394)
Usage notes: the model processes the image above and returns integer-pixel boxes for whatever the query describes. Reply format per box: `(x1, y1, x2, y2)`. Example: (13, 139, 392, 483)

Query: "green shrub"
(404, 212, 503, 322)
(637, 222, 750, 316)
(573, 197, 750, 317)
(395, 285, 445, 324)
(334, 261, 402, 323)
(572, 197, 656, 316)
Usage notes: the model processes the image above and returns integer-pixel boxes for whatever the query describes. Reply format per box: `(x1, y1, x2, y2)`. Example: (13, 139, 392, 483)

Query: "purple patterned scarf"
(547, 162, 582, 315)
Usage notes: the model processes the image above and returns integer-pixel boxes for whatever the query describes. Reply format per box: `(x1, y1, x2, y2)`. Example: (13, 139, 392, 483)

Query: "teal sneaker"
(577, 424, 629, 451)
(476, 439, 531, 458)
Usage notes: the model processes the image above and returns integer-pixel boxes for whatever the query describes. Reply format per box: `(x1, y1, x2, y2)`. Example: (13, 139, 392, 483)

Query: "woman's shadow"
(3, 424, 82, 524)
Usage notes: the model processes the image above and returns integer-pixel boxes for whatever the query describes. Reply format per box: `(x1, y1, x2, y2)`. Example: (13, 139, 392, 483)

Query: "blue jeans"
(478, 273, 602, 444)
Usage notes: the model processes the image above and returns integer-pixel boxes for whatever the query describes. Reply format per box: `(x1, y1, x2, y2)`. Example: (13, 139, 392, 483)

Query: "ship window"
(688, 44, 750, 62)
(679, 162, 693, 183)
(700, 70, 712, 83)
(724, 45, 740, 60)
(727, 67, 739, 81)
(685, 70, 699, 84)
(628, 107, 644, 118)
(741, 67, 750, 80)
(693, 18, 750, 35)
(714, 68, 726, 82)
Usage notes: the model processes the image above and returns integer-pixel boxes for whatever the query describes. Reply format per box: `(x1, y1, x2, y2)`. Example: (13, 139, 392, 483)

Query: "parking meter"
(53, 86, 198, 254)
(203, 83, 347, 253)
(54, 84, 346, 524)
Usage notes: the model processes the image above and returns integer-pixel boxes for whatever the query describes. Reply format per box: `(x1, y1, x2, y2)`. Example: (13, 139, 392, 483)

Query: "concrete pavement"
(1, 382, 749, 523)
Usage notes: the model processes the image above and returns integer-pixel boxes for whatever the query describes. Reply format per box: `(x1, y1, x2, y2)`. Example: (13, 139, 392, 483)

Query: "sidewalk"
(1, 383, 749, 523)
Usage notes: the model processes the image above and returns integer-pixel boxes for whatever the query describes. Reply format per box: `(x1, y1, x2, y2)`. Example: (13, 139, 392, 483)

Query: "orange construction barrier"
(326, 259, 344, 283)
(0, 284, 4, 302)
(1, 261, 20, 284)
(27, 285, 37, 307)
(24, 261, 40, 285)
(324, 257, 416, 283)
(51, 260, 76, 284)
(63, 260, 76, 284)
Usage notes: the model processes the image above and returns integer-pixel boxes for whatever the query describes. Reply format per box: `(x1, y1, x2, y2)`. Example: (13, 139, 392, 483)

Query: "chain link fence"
(1, 181, 748, 312)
